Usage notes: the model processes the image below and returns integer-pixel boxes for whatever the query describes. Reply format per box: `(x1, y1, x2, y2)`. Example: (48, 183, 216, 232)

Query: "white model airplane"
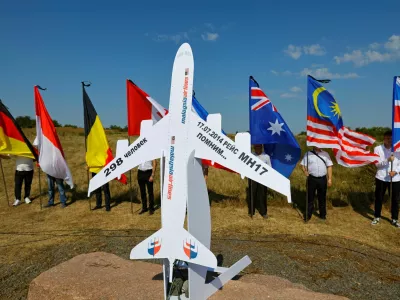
(88, 43, 291, 283)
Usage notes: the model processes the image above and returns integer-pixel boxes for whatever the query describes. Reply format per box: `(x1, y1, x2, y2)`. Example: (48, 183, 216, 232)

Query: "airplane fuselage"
(161, 46, 194, 230)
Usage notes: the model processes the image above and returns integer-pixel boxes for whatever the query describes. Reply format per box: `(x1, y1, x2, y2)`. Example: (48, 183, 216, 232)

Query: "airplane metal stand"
(165, 151, 251, 300)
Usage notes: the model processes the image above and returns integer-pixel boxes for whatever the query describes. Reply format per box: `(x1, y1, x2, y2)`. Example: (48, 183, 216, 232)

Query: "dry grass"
(0, 130, 399, 267)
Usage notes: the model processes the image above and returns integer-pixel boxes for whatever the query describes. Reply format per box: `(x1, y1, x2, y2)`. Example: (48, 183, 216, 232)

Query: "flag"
(34, 86, 74, 188)
(126, 80, 232, 172)
(83, 84, 127, 184)
(392, 76, 400, 152)
(249, 76, 301, 178)
(192, 92, 233, 173)
(306, 75, 379, 167)
(0, 100, 38, 160)
(126, 80, 168, 136)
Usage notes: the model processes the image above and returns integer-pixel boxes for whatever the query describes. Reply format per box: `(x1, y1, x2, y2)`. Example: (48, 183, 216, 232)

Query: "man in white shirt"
(247, 144, 271, 218)
(300, 147, 333, 221)
(372, 130, 400, 228)
(137, 160, 157, 215)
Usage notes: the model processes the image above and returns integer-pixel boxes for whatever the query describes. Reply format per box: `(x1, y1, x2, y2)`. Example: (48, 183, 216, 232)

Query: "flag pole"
(305, 151, 309, 223)
(82, 81, 92, 211)
(390, 154, 393, 215)
(128, 136, 134, 214)
(0, 158, 10, 207)
(38, 166, 42, 210)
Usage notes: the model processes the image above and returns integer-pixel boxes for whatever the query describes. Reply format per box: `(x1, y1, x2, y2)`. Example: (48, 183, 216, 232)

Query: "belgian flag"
(0, 100, 38, 160)
(83, 84, 127, 184)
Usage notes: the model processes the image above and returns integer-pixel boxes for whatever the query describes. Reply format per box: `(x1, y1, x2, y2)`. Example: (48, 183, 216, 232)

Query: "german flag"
(83, 85, 127, 184)
(0, 100, 38, 160)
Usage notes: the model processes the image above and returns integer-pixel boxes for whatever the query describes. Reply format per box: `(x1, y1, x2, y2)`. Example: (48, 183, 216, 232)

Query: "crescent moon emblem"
(313, 87, 329, 118)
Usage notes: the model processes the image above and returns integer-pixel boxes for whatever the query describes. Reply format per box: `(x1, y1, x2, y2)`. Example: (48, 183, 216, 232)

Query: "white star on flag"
(285, 153, 293, 161)
(267, 119, 286, 136)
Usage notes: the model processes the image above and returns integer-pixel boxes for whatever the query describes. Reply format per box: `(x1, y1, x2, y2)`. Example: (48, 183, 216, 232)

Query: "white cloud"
(280, 93, 298, 98)
(269, 70, 293, 76)
(300, 67, 359, 79)
(201, 32, 219, 41)
(290, 86, 302, 92)
(284, 45, 302, 59)
(334, 35, 400, 67)
(303, 44, 326, 56)
(284, 43, 326, 59)
(154, 32, 189, 44)
(385, 35, 400, 51)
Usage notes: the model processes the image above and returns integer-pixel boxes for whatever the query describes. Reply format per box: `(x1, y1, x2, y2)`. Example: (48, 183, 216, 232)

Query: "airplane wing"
(87, 117, 169, 196)
(189, 112, 292, 203)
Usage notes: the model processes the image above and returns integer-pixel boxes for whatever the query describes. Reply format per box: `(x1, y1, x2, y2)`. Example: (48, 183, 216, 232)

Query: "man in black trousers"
(138, 160, 157, 215)
(91, 171, 111, 211)
(371, 130, 400, 228)
(247, 144, 271, 219)
(300, 146, 333, 221)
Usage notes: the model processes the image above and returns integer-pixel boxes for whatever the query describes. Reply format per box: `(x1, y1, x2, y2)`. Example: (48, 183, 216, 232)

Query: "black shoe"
(139, 209, 148, 215)
(92, 206, 102, 211)
(106, 207, 111, 212)
(60, 203, 67, 208)
(262, 214, 268, 219)
(319, 215, 326, 220)
(149, 209, 154, 215)
(43, 203, 54, 208)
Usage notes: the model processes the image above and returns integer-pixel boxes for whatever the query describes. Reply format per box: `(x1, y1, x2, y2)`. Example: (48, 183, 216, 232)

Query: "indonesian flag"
(34, 86, 74, 188)
(126, 80, 168, 136)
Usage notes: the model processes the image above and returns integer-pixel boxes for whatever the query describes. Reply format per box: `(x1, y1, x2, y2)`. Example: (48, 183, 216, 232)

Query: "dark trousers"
(374, 178, 400, 220)
(307, 175, 327, 219)
(14, 170, 34, 200)
(247, 179, 267, 216)
(92, 173, 111, 209)
(138, 170, 154, 211)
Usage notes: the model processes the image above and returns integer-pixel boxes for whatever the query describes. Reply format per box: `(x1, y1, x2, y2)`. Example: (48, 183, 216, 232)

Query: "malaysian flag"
(306, 75, 379, 167)
(392, 76, 400, 152)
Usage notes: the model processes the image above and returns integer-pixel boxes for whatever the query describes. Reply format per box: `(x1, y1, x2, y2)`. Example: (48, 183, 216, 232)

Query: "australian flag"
(249, 76, 301, 178)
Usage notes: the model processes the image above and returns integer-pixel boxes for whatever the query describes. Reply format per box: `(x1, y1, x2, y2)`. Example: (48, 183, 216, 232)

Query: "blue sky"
(1, 0, 399, 134)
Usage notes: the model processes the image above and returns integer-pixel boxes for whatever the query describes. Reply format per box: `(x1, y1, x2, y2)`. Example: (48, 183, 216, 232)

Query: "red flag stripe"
(341, 127, 375, 145)
(34, 87, 65, 157)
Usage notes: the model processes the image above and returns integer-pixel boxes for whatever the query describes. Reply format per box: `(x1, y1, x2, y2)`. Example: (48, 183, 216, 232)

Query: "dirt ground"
(1, 226, 399, 300)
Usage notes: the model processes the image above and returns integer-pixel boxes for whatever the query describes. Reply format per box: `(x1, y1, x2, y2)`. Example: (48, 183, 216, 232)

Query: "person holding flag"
(305, 75, 379, 221)
(0, 100, 38, 206)
(373, 75, 400, 228)
(371, 130, 400, 227)
(248, 76, 300, 218)
(83, 82, 127, 212)
(34, 86, 73, 208)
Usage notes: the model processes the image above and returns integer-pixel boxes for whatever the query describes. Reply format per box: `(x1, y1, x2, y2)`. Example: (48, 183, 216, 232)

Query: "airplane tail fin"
(130, 227, 217, 269)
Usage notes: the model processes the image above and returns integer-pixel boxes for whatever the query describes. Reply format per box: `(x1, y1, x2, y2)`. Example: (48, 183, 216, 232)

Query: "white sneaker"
(391, 219, 400, 228)
(24, 197, 31, 204)
(13, 199, 20, 206)
(371, 217, 380, 225)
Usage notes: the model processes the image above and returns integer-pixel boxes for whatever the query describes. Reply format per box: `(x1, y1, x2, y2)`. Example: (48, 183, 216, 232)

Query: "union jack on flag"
(392, 76, 400, 152)
(250, 86, 277, 112)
